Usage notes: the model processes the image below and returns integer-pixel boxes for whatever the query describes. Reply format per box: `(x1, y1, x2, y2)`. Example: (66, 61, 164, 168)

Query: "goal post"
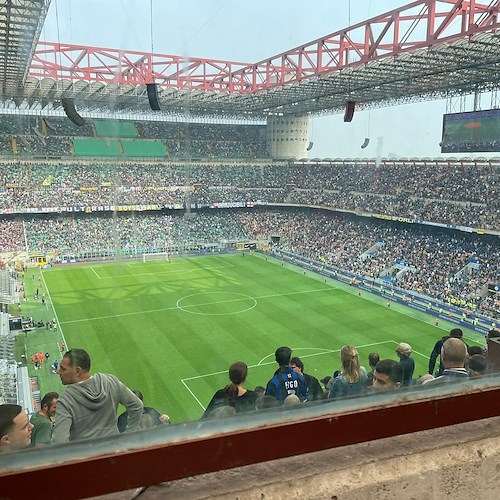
(143, 252, 170, 263)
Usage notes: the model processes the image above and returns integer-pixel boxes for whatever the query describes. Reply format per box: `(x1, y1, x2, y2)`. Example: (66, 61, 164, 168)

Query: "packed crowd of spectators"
(0, 116, 268, 159)
(0, 209, 497, 318)
(0, 160, 497, 229)
(18, 213, 247, 254)
(2, 332, 496, 454)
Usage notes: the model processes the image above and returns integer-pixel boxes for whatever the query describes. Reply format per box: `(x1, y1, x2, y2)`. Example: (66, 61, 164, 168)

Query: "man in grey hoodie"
(52, 348, 143, 444)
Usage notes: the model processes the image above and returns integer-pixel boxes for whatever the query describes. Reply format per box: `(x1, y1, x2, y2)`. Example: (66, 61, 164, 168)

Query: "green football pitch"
(17, 253, 485, 423)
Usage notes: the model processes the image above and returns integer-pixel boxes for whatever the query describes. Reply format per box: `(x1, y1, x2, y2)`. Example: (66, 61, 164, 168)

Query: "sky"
(39, 0, 497, 159)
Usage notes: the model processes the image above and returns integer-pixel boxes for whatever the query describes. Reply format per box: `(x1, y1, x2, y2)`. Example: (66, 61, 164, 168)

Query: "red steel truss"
(30, 43, 251, 90)
(29, 0, 499, 94)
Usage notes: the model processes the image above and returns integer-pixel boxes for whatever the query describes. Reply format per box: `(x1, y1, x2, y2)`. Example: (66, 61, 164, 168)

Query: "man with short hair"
(290, 356, 323, 401)
(372, 360, 403, 391)
(0, 404, 33, 452)
(424, 338, 468, 385)
(265, 347, 307, 404)
(52, 348, 143, 443)
(117, 390, 170, 433)
(468, 354, 487, 377)
(365, 352, 380, 387)
(482, 328, 500, 356)
(428, 328, 466, 376)
(396, 343, 415, 386)
(30, 391, 59, 447)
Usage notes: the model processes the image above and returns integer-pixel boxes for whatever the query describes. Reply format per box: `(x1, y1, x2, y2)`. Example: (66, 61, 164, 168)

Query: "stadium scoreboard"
(441, 108, 500, 153)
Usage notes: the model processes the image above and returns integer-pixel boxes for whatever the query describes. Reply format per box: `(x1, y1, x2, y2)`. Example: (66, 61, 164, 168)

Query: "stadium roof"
(1, 0, 500, 120)
(0, 0, 51, 98)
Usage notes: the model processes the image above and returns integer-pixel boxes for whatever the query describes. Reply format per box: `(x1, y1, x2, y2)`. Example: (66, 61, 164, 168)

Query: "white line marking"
(213, 256, 234, 268)
(40, 270, 68, 351)
(92, 264, 230, 279)
(176, 292, 257, 316)
(181, 340, 395, 409)
(183, 341, 394, 382)
(181, 379, 206, 411)
(257, 347, 334, 365)
(61, 305, 179, 324)
(59, 288, 335, 324)
(90, 267, 101, 279)
(390, 340, 430, 360)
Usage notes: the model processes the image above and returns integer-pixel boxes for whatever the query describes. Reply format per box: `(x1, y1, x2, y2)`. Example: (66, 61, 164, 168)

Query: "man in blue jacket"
(265, 346, 307, 404)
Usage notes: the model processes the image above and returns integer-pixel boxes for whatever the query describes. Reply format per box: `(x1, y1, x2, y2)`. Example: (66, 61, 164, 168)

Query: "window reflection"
(0, 5, 499, 498)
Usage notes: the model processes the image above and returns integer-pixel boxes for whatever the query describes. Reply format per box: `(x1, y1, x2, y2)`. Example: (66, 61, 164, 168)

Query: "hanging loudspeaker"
(147, 83, 161, 111)
(306, 141, 313, 151)
(344, 100, 355, 122)
(61, 98, 86, 126)
(361, 138, 370, 149)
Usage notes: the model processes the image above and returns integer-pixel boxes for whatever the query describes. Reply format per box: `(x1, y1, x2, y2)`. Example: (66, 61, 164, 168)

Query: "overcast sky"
(40, 0, 495, 158)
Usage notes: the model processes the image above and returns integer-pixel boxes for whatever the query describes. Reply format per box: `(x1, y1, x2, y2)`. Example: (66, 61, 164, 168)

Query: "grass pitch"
(18, 253, 485, 423)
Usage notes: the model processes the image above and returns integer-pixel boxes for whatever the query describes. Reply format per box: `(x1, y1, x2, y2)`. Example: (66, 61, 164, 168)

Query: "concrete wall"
(94, 415, 500, 499)
(266, 115, 309, 160)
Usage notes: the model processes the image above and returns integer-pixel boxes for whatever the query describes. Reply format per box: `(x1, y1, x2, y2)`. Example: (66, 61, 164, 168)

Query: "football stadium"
(0, 0, 500, 497)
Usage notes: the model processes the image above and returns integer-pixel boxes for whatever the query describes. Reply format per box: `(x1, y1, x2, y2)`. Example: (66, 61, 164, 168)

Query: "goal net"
(143, 252, 170, 263)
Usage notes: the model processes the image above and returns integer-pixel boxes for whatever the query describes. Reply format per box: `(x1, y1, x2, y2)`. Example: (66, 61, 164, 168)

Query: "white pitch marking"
(257, 347, 334, 366)
(180, 340, 395, 408)
(212, 256, 234, 268)
(181, 379, 206, 411)
(91, 262, 232, 279)
(183, 341, 394, 382)
(389, 340, 430, 360)
(256, 340, 394, 366)
(40, 270, 69, 352)
(60, 288, 335, 324)
(90, 267, 102, 279)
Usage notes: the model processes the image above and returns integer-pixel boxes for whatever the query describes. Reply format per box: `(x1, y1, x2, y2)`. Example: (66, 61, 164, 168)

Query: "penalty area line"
(181, 340, 395, 411)
(181, 379, 206, 411)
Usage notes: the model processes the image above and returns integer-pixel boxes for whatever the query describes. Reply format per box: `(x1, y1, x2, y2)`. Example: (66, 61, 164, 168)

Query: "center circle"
(176, 292, 257, 316)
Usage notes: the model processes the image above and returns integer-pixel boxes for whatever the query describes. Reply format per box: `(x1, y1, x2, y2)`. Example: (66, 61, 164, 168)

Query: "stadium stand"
(0, 115, 268, 159)
(72, 138, 122, 156)
(1, 2, 500, 498)
(120, 139, 166, 157)
(94, 120, 138, 138)
(0, 308, 17, 405)
(0, 160, 497, 229)
(1, 208, 497, 318)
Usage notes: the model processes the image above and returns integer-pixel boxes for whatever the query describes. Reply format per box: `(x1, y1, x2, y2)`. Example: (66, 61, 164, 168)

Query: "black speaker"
(306, 141, 313, 151)
(344, 100, 355, 122)
(61, 98, 86, 126)
(361, 137, 370, 149)
(147, 83, 161, 111)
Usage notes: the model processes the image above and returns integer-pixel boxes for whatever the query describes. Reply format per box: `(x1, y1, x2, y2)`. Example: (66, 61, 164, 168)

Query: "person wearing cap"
(396, 342, 415, 386)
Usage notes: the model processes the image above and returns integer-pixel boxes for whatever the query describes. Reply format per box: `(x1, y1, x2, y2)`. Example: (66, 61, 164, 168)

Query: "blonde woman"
(328, 345, 367, 399)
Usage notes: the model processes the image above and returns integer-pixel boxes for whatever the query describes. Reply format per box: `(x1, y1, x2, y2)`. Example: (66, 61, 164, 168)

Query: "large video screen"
(441, 108, 500, 153)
